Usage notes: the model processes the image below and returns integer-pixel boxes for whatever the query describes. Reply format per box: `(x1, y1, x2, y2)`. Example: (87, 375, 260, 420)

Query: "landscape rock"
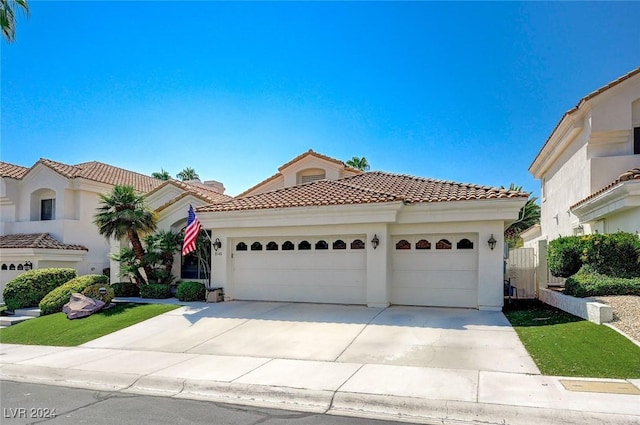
(62, 293, 105, 320)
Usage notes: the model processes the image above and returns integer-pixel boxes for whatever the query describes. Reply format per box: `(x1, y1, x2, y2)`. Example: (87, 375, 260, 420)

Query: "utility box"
(206, 288, 224, 303)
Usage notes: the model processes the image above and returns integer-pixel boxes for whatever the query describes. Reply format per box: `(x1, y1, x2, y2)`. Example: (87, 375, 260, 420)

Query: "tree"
(176, 167, 199, 181)
(1, 0, 29, 43)
(94, 185, 157, 284)
(346, 156, 370, 171)
(502, 184, 541, 248)
(144, 229, 182, 285)
(151, 168, 171, 181)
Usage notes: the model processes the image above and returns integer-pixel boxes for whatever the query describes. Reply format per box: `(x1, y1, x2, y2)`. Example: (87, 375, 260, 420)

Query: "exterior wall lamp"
(371, 234, 380, 249)
(23, 261, 33, 271)
(213, 238, 222, 251)
(488, 234, 497, 250)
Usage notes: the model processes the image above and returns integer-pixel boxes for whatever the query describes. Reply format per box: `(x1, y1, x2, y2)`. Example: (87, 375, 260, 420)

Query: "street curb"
(329, 392, 640, 425)
(0, 364, 138, 391)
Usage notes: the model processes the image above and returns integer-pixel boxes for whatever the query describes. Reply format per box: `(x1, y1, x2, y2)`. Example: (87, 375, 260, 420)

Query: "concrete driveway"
(82, 301, 539, 374)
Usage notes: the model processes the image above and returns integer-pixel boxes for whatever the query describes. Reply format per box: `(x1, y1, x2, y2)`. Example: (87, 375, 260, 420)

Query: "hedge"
(565, 270, 640, 298)
(111, 281, 140, 297)
(2, 268, 77, 311)
(82, 283, 115, 305)
(140, 283, 172, 299)
(549, 232, 640, 278)
(39, 274, 108, 316)
(176, 281, 205, 302)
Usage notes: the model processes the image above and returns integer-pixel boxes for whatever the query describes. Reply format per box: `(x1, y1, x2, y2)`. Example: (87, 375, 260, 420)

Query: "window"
(17, 264, 24, 270)
(634, 127, 640, 155)
(436, 239, 452, 250)
(236, 242, 248, 251)
(315, 240, 328, 250)
(9, 264, 15, 270)
(457, 238, 474, 249)
(1, 264, 6, 270)
(282, 241, 294, 251)
(41, 198, 55, 220)
(395, 239, 411, 250)
(416, 239, 431, 250)
(251, 242, 263, 251)
(266, 241, 278, 251)
(351, 239, 365, 249)
(333, 239, 346, 250)
(298, 240, 311, 250)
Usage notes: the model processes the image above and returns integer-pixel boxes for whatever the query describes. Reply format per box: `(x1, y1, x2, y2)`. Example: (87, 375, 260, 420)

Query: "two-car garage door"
(232, 236, 366, 305)
(231, 233, 478, 308)
(391, 234, 478, 308)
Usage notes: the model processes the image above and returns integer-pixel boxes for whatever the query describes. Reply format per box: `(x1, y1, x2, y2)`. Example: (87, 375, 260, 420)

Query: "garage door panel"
(233, 238, 366, 304)
(391, 234, 478, 308)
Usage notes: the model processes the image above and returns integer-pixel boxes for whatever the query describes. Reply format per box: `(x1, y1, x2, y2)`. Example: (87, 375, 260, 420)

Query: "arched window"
(236, 242, 248, 251)
(9, 264, 15, 270)
(416, 239, 431, 250)
(282, 241, 294, 251)
(457, 238, 474, 249)
(395, 239, 411, 250)
(17, 264, 24, 270)
(1, 264, 7, 270)
(315, 240, 328, 250)
(266, 241, 278, 251)
(436, 239, 452, 250)
(298, 240, 311, 250)
(351, 239, 365, 249)
(251, 241, 263, 251)
(333, 239, 346, 250)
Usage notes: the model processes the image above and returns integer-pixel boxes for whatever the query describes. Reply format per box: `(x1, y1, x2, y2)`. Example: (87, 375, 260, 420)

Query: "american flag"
(182, 205, 202, 256)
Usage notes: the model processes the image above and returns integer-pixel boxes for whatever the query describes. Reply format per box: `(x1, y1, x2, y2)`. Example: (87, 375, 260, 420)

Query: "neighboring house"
(0, 159, 230, 298)
(524, 67, 640, 284)
(198, 151, 528, 310)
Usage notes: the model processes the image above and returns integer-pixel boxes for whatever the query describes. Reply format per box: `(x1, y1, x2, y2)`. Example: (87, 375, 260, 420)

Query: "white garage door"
(232, 237, 366, 304)
(391, 234, 478, 308)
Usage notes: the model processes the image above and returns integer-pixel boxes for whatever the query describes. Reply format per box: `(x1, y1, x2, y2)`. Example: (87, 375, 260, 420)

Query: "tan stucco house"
(198, 150, 528, 310)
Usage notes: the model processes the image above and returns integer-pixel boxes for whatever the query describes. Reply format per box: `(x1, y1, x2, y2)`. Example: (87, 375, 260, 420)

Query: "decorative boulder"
(62, 293, 105, 320)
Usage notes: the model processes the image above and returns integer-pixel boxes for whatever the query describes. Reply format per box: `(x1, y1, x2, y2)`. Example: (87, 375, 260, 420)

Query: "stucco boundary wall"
(538, 288, 613, 324)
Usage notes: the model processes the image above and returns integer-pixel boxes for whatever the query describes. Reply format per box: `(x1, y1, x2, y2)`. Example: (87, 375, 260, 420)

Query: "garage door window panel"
(395, 239, 411, 250)
(283, 241, 294, 251)
(299, 240, 311, 250)
(251, 242, 263, 251)
(456, 238, 474, 249)
(351, 239, 365, 250)
(315, 240, 328, 250)
(333, 240, 346, 250)
(416, 239, 431, 250)
(436, 239, 452, 250)
(236, 242, 248, 251)
(266, 241, 278, 251)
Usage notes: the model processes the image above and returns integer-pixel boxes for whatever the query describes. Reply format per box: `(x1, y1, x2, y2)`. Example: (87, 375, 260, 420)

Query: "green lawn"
(505, 304, 640, 379)
(0, 303, 178, 346)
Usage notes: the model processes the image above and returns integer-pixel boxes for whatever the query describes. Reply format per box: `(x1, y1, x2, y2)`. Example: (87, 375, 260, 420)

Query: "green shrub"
(39, 274, 108, 316)
(111, 281, 140, 297)
(176, 281, 205, 302)
(548, 236, 583, 278)
(580, 232, 640, 278)
(565, 270, 640, 297)
(140, 283, 172, 299)
(82, 283, 115, 305)
(3, 268, 77, 310)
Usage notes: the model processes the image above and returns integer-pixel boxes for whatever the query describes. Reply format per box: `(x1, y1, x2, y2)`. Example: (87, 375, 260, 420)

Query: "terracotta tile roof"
(199, 172, 527, 213)
(237, 149, 362, 197)
(0, 162, 29, 179)
(152, 180, 233, 213)
(531, 67, 640, 169)
(571, 168, 640, 209)
(0, 233, 88, 251)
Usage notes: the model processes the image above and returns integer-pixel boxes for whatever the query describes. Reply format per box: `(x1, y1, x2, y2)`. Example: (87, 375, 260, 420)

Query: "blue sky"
(2, 2, 639, 197)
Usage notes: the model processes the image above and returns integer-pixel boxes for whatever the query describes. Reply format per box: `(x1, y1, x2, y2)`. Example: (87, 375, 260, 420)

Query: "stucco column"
(477, 222, 505, 311)
(209, 231, 229, 296)
(109, 238, 128, 284)
(366, 224, 390, 308)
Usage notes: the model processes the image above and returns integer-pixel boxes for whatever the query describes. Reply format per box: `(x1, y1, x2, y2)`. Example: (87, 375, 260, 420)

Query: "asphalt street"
(1, 381, 419, 425)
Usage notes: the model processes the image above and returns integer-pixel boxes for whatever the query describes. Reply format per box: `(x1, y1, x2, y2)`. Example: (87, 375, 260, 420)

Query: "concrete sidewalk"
(1, 301, 639, 425)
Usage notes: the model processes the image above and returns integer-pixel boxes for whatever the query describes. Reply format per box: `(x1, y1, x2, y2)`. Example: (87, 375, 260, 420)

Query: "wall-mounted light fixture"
(488, 234, 497, 250)
(23, 261, 33, 271)
(213, 238, 222, 251)
(371, 234, 380, 249)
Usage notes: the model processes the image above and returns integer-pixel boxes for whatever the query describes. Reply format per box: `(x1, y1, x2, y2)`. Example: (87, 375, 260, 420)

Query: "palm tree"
(1, 0, 29, 43)
(346, 156, 370, 171)
(94, 185, 157, 284)
(176, 167, 199, 181)
(502, 184, 541, 247)
(144, 229, 182, 284)
(151, 168, 171, 181)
